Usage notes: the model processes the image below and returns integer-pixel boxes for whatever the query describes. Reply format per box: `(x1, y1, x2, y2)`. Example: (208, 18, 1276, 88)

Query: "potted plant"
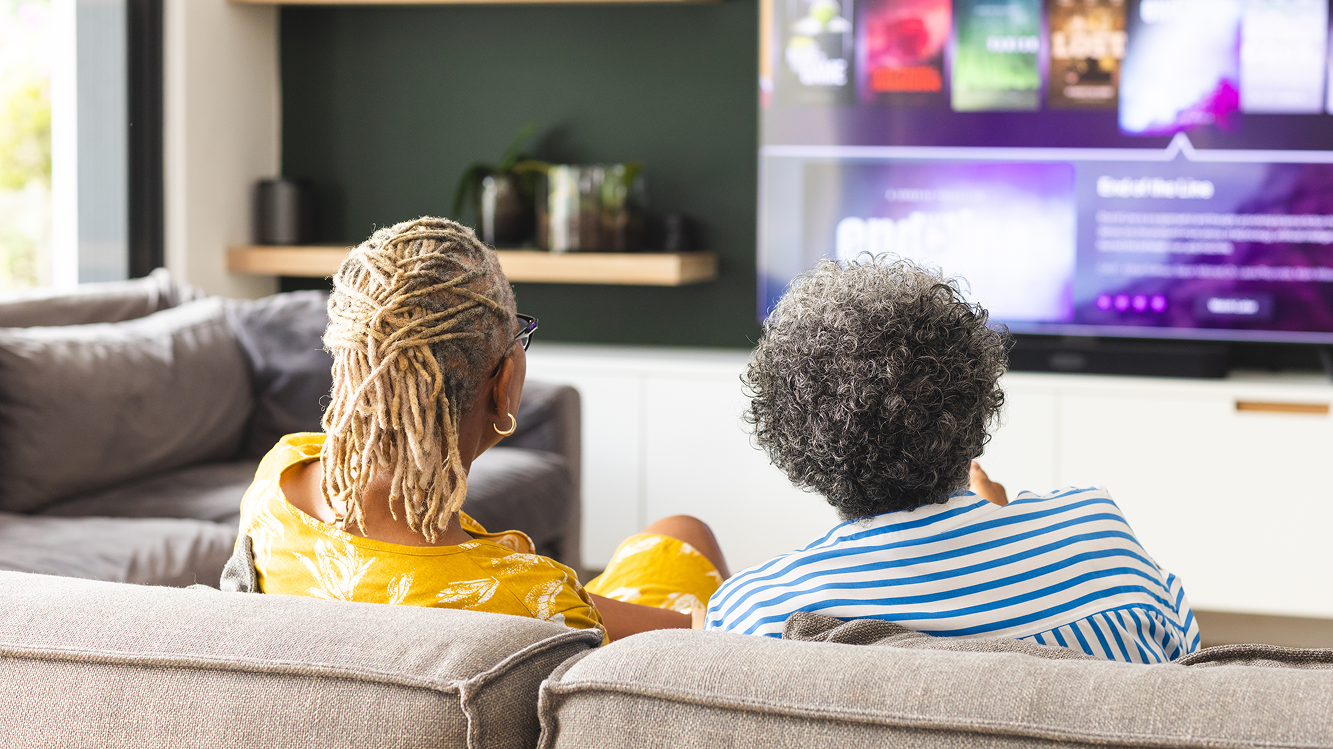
(452, 125, 544, 247)
(537, 162, 646, 253)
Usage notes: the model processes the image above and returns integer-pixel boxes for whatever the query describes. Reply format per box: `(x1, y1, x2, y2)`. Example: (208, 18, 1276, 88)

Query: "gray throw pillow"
(0, 298, 253, 512)
(783, 611, 1098, 661)
(225, 291, 332, 459)
(786, 614, 1333, 671)
(0, 268, 201, 327)
(1177, 643, 1333, 670)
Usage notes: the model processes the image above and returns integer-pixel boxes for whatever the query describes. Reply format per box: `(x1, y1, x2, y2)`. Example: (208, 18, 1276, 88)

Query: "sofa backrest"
(223, 292, 583, 474)
(538, 629, 1333, 749)
(507, 380, 581, 494)
(224, 290, 333, 458)
(0, 571, 602, 749)
(0, 268, 199, 327)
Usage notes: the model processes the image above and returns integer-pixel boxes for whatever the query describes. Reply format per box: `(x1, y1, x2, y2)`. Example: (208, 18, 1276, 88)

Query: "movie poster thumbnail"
(856, 0, 952, 106)
(1118, 0, 1241, 135)
(1239, 0, 1327, 114)
(775, 0, 858, 106)
(950, 0, 1043, 112)
(1046, 0, 1125, 109)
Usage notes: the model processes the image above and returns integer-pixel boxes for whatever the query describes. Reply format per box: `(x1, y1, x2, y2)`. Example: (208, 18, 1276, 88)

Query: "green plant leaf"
(622, 160, 643, 189)
(508, 160, 548, 201)
(510, 159, 551, 174)
(451, 164, 491, 220)
(498, 123, 536, 173)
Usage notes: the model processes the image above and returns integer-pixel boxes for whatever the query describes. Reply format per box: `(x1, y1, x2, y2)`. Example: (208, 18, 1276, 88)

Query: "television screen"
(759, 0, 1333, 343)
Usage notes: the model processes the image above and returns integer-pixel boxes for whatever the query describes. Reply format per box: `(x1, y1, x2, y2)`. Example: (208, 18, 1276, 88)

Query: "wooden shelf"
(228, 245, 718, 286)
(494, 249, 718, 285)
(228, 246, 350, 276)
(232, 0, 715, 5)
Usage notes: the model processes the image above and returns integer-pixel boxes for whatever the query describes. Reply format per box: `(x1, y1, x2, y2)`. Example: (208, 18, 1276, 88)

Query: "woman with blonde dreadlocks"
(234, 217, 728, 643)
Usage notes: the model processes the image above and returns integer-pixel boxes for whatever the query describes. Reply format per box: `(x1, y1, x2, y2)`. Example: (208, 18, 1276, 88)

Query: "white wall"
(163, 0, 280, 299)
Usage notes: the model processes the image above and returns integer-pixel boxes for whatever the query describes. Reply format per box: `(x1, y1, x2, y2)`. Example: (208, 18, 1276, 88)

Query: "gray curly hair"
(744, 257, 1008, 520)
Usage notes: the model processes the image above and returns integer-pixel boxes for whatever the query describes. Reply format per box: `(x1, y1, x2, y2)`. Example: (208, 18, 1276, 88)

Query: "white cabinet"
(527, 344, 1333, 618)
(1056, 380, 1333, 618)
(527, 345, 839, 574)
(640, 372, 840, 574)
(977, 383, 1059, 496)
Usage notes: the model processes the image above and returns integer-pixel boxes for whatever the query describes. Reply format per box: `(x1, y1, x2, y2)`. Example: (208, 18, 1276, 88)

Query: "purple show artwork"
(1075, 162, 1333, 337)
(801, 160, 1077, 323)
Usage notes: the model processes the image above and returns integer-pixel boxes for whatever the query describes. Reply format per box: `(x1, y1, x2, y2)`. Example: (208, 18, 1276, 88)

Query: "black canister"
(254, 178, 316, 245)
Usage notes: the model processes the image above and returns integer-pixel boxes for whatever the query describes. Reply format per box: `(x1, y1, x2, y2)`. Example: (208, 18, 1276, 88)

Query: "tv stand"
(1009, 336, 1229, 378)
(1319, 347, 1333, 381)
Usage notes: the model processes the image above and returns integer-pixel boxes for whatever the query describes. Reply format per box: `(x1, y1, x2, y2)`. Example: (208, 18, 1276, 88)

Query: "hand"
(690, 607, 707, 630)
(970, 461, 1008, 506)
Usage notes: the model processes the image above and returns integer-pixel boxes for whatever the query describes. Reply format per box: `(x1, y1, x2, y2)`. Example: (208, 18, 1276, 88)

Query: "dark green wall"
(280, 2, 762, 348)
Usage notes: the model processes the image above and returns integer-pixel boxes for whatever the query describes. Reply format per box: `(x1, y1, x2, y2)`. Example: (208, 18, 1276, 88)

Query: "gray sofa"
(2, 570, 1331, 749)
(0, 271, 583, 586)
(5, 276, 1331, 748)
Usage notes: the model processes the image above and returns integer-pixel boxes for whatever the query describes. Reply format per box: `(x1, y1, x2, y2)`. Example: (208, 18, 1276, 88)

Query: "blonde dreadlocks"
(320, 217, 517, 542)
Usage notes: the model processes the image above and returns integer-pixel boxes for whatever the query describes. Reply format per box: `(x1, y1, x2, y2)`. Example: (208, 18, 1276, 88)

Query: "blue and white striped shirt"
(705, 487, 1200, 663)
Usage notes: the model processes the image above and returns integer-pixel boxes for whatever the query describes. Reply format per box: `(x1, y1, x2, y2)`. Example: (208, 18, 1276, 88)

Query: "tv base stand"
(1009, 336, 1229, 378)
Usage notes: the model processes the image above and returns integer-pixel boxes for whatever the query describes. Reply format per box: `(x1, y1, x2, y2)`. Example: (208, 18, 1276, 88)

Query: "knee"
(644, 515, 712, 539)
(643, 514, 728, 579)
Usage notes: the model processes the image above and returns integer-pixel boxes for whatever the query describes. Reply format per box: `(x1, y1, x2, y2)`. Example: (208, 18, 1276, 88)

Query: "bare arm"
(589, 594, 694, 642)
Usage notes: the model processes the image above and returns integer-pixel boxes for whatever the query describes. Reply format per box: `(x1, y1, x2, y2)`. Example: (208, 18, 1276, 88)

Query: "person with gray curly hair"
(745, 257, 1009, 519)
(704, 258, 1201, 663)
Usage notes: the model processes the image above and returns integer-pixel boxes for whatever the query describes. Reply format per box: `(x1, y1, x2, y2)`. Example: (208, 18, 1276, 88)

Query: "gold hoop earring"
(493, 413, 517, 437)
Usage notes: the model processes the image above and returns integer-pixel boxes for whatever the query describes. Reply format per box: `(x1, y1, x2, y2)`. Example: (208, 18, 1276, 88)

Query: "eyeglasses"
(492, 313, 538, 378)
(513, 314, 538, 351)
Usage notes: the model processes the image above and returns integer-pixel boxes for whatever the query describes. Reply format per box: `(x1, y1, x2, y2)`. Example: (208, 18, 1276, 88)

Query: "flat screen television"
(758, 0, 1333, 345)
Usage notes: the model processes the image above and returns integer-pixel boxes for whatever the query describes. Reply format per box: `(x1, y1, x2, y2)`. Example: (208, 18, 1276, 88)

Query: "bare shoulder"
(278, 458, 336, 524)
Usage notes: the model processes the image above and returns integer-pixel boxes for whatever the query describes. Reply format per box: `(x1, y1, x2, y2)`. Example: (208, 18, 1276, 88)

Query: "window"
(0, 0, 161, 291)
(0, 0, 51, 289)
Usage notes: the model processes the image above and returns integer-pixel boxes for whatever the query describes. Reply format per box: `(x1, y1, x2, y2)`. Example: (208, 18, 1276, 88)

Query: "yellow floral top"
(237, 433, 605, 641)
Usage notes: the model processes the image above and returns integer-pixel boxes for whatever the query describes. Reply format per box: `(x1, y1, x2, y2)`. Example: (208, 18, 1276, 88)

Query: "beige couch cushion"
(0, 298, 253, 512)
(0, 571, 602, 749)
(537, 629, 1333, 749)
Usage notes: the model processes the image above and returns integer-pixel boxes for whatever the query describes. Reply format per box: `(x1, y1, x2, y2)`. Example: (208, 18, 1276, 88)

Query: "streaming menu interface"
(760, 0, 1333, 342)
